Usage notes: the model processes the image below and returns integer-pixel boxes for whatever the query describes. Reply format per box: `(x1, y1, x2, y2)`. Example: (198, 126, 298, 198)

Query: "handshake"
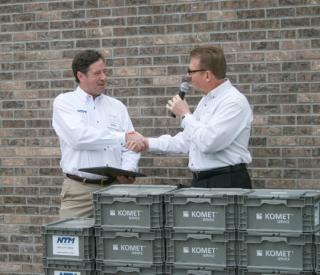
(125, 132, 148, 153)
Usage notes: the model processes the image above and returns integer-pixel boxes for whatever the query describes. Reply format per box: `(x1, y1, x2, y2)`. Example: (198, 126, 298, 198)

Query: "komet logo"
(255, 212, 293, 224)
(183, 246, 217, 258)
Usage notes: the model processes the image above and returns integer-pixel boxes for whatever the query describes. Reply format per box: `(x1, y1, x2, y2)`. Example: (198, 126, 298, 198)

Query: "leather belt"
(66, 174, 114, 185)
(192, 163, 247, 180)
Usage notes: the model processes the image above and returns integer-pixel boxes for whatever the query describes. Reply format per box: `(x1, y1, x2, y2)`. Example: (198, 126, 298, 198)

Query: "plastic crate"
(43, 258, 95, 275)
(93, 184, 177, 230)
(95, 227, 164, 264)
(165, 264, 236, 275)
(165, 230, 237, 268)
(96, 261, 164, 274)
(165, 188, 250, 232)
(42, 218, 95, 260)
(238, 189, 320, 233)
(314, 231, 320, 271)
(238, 232, 314, 271)
(238, 268, 314, 275)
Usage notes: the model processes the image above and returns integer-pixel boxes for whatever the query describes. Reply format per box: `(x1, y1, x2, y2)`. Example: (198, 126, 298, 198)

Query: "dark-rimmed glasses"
(187, 68, 207, 75)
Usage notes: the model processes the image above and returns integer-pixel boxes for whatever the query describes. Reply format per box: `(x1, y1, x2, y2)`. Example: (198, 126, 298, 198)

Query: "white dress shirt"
(148, 79, 252, 172)
(52, 86, 140, 179)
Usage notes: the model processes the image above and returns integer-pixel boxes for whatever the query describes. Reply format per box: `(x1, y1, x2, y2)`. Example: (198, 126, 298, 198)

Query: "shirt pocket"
(106, 115, 123, 132)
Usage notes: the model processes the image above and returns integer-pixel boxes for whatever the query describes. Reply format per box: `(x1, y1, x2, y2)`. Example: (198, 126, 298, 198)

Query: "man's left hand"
(167, 95, 190, 117)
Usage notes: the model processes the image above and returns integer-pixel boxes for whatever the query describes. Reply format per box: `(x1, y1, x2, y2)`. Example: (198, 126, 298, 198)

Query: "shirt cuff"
(113, 132, 126, 146)
(148, 137, 159, 151)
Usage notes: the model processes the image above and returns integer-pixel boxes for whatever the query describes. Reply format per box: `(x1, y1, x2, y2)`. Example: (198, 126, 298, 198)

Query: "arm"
(182, 101, 252, 153)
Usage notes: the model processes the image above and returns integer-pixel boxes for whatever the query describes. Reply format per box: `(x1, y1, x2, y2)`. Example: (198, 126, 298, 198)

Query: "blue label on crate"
(52, 235, 79, 256)
(54, 272, 80, 275)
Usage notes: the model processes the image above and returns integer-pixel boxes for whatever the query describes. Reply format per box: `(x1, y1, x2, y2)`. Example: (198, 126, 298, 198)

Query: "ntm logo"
(56, 236, 75, 244)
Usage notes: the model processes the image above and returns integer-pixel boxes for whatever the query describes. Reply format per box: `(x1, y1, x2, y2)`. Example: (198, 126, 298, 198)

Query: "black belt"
(192, 163, 247, 180)
(66, 174, 114, 185)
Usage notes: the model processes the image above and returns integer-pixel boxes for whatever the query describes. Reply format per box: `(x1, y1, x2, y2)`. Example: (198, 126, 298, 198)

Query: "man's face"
(77, 58, 106, 98)
(187, 57, 207, 94)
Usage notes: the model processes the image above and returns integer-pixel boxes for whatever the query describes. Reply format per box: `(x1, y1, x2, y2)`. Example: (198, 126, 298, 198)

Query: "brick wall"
(0, 0, 319, 274)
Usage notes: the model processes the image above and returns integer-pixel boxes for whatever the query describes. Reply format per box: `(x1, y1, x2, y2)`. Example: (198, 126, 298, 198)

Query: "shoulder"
(53, 91, 79, 107)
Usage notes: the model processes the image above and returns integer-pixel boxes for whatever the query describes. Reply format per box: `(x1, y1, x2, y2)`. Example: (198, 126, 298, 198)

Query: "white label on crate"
(54, 272, 80, 275)
(183, 247, 190, 253)
(52, 235, 79, 256)
(256, 213, 263, 220)
(113, 244, 119, 250)
(314, 202, 320, 226)
(256, 250, 263, 256)
(183, 211, 189, 217)
(110, 210, 116, 216)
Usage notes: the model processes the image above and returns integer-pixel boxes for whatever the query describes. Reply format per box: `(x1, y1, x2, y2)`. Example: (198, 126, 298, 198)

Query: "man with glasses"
(126, 46, 252, 189)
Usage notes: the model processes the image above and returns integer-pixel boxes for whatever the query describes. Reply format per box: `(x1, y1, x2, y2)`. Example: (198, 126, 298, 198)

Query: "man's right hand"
(125, 131, 149, 153)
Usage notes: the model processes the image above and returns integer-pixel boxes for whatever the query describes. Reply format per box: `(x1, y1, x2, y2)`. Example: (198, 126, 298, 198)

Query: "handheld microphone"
(171, 81, 192, 118)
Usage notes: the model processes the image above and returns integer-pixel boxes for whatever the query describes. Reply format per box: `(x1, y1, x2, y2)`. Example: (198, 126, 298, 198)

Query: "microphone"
(171, 81, 192, 118)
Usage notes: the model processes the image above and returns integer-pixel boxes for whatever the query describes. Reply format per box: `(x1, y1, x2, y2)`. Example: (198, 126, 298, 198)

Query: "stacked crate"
(164, 188, 250, 275)
(237, 189, 320, 275)
(92, 184, 177, 275)
(42, 218, 96, 275)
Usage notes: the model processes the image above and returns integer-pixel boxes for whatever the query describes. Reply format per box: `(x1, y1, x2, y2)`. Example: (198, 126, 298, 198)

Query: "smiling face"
(77, 58, 107, 98)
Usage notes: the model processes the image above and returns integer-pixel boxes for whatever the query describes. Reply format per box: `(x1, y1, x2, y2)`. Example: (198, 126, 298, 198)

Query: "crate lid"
(169, 187, 251, 197)
(248, 189, 306, 199)
(94, 184, 177, 196)
(44, 218, 94, 229)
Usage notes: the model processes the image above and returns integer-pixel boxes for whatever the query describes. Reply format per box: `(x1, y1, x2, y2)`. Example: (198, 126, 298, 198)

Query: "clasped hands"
(125, 94, 190, 153)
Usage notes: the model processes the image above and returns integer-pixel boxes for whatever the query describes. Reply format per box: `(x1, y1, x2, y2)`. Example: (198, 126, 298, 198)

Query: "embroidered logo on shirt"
(77, 109, 87, 113)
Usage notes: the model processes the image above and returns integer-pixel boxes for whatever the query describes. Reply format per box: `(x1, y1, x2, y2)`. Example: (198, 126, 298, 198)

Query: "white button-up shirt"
(52, 87, 140, 179)
(148, 79, 252, 172)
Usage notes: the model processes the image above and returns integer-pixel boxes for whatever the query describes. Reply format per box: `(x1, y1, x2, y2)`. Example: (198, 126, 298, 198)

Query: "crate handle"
(186, 198, 211, 203)
(187, 271, 211, 275)
(115, 232, 139, 238)
(261, 236, 287, 242)
(116, 266, 139, 272)
(187, 234, 210, 240)
(261, 199, 287, 205)
(114, 197, 137, 202)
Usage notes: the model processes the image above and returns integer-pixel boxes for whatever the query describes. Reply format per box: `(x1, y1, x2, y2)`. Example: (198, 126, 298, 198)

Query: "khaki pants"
(60, 177, 106, 219)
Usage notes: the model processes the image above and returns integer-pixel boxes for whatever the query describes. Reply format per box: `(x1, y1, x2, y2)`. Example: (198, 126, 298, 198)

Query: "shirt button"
(104, 148, 106, 151)
(97, 121, 99, 123)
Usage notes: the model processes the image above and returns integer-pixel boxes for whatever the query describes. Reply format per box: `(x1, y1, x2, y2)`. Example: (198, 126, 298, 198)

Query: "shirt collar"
(75, 86, 103, 102)
(206, 78, 232, 99)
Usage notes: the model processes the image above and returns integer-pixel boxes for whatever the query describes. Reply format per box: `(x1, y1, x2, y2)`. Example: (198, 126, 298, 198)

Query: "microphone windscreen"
(180, 81, 192, 94)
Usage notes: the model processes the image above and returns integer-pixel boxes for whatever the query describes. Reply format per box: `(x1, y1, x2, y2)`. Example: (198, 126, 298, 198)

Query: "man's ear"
(77, 71, 84, 82)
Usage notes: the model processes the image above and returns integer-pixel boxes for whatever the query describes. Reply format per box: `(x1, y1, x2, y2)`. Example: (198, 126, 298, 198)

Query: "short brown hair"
(190, 46, 226, 79)
(72, 50, 105, 83)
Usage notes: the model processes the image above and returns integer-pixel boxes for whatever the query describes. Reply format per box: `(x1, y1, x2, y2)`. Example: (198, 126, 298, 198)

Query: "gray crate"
(238, 268, 314, 275)
(93, 184, 177, 230)
(165, 264, 236, 275)
(166, 230, 237, 268)
(43, 259, 95, 275)
(165, 188, 250, 232)
(95, 227, 164, 264)
(96, 261, 163, 274)
(42, 218, 95, 260)
(314, 231, 320, 271)
(238, 232, 314, 271)
(238, 189, 320, 233)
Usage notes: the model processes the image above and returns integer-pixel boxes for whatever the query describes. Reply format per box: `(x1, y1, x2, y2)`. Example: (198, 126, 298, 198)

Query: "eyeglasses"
(187, 68, 207, 75)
